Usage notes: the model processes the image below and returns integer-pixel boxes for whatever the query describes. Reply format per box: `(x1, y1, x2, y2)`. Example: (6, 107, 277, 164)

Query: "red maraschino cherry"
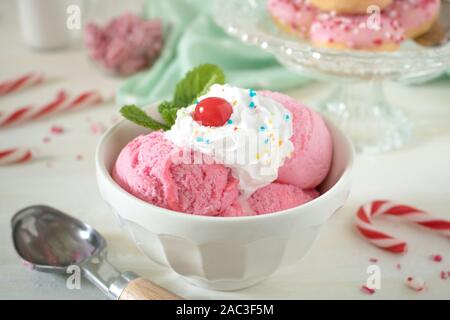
(193, 97, 233, 127)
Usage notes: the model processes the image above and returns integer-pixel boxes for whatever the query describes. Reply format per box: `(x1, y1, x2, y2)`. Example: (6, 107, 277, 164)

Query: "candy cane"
(0, 148, 32, 165)
(0, 73, 45, 96)
(0, 90, 103, 128)
(355, 200, 450, 254)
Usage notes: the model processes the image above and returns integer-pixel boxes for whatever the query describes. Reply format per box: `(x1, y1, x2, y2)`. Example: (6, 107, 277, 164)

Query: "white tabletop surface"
(1, 1, 449, 300)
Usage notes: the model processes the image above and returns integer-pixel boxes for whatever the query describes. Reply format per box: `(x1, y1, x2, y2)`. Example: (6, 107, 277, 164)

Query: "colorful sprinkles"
(188, 85, 293, 166)
(248, 88, 257, 109)
(278, 139, 283, 147)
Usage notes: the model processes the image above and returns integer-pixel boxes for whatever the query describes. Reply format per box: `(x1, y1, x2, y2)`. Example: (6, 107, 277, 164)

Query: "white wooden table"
(1, 0, 449, 299)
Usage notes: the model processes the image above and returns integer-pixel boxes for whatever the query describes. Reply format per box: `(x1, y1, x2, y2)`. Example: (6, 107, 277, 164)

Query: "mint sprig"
(119, 64, 226, 131)
(120, 105, 170, 131)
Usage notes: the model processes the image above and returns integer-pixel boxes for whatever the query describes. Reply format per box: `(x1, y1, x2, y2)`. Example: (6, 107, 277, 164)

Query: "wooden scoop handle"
(119, 277, 182, 300)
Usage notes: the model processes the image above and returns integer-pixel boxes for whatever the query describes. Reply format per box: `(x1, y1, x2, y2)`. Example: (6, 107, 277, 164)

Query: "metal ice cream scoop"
(11, 205, 181, 300)
(414, 0, 450, 47)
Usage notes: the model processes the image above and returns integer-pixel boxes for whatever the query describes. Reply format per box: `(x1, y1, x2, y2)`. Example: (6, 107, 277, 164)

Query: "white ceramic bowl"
(96, 109, 354, 291)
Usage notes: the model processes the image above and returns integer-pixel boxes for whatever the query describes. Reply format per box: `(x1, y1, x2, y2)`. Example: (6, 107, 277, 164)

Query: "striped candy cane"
(0, 90, 103, 128)
(356, 200, 450, 254)
(0, 73, 45, 96)
(0, 148, 32, 165)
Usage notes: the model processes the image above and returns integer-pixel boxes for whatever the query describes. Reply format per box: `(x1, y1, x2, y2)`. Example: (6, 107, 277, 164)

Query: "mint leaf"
(173, 64, 225, 108)
(121, 64, 226, 131)
(120, 105, 169, 131)
(158, 101, 178, 126)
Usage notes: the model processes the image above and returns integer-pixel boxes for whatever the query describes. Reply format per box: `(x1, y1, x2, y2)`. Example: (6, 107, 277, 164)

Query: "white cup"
(17, 0, 71, 50)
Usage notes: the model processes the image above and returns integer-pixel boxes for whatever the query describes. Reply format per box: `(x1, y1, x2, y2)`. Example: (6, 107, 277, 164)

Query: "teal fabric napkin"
(116, 0, 310, 106)
(117, 0, 450, 106)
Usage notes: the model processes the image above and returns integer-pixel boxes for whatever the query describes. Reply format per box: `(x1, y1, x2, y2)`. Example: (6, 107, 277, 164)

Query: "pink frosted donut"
(308, 0, 440, 51)
(309, 11, 406, 51)
(391, 0, 440, 39)
(269, 0, 440, 51)
(268, 0, 318, 36)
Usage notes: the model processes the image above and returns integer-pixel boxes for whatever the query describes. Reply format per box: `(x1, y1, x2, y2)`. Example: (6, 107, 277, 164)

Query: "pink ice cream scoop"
(112, 131, 320, 217)
(113, 91, 332, 217)
(248, 183, 318, 215)
(221, 183, 319, 217)
(112, 131, 240, 216)
(259, 91, 333, 190)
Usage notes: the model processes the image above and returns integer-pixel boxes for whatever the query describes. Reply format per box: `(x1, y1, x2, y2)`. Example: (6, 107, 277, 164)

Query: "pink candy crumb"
(90, 122, 107, 135)
(50, 125, 65, 135)
(361, 285, 375, 295)
(406, 276, 426, 292)
(430, 254, 443, 263)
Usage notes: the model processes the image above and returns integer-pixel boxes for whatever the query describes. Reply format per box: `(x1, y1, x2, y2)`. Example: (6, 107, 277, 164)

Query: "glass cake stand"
(214, 0, 450, 153)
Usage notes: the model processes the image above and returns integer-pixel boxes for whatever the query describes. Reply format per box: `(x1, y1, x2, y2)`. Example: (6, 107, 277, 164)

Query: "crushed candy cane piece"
(361, 285, 376, 295)
(50, 125, 65, 134)
(430, 254, 443, 262)
(21, 259, 35, 271)
(90, 122, 107, 134)
(406, 276, 426, 292)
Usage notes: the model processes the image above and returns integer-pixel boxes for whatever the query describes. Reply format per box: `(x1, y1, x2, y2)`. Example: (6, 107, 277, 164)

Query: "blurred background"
(1, 0, 450, 299)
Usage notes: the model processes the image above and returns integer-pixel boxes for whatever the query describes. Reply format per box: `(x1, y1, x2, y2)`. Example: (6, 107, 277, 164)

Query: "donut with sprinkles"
(309, 11, 405, 51)
(391, 0, 440, 39)
(268, 0, 441, 51)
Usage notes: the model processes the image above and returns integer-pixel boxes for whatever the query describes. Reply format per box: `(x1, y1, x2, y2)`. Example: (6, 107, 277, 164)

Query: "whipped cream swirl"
(165, 84, 294, 197)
